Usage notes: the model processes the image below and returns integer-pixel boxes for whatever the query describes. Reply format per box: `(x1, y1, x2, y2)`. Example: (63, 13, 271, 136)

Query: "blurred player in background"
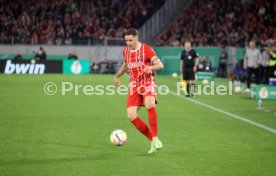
(217, 46, 228, 78)
(260, 46, 270, 84)
(180, 40, 199, 97)
(114, 28, 164, 154)
(268, 42, 276, 79)
(234, 59, 246, 92)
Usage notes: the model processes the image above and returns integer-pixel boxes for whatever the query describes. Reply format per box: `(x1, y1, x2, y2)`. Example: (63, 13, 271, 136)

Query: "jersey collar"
(130, 42, 142, 52)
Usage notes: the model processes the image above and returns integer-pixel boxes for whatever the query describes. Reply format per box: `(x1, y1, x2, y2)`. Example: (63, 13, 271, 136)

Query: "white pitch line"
(169, 91, 276, 134)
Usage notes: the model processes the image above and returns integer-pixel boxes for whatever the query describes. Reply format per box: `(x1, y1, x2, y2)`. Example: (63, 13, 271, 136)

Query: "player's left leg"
(144, 96, 163, 154)
(189, 80, 195, 97)
(127, 106, 153, 141)
(184, 69, 190, 97)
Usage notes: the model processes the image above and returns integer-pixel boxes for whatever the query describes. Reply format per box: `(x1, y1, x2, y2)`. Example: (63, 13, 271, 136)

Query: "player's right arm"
(114, 62, 128, 87)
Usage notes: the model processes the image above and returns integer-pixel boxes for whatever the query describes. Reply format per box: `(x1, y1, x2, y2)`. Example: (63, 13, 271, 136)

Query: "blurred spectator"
(197, 59, 204, 72)
(217, 47, 228, 77)
(0, 0, 165, 45)
(243, 41, 262, 92)
(202, 56, 213, 72)
(68, 52, 78, 60)
(268, 42, 276, 79)
(34, 47, 47, 60)
(103, 61, 115, 74)
(260, 46, 270, 84)
(13, 54, 23, 61)
(156, 0, 276, 47)
(234, 59, 247, 91)
(91, 61, 101, 74)
(39, 47, 47, 60)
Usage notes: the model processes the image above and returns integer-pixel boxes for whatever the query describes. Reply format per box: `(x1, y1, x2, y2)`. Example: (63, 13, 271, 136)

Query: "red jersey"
(123, 43, 158, 89)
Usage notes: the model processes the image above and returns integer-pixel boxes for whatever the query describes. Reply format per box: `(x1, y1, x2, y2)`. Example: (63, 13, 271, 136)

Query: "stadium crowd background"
(0, 0, 275, 47)
(156, 0, 276, 47)
(0, 0, 165, 45)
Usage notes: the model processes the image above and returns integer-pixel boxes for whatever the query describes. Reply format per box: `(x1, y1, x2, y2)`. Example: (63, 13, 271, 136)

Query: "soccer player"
(114, 28, 164, 154)
(180, 40, 199, 97)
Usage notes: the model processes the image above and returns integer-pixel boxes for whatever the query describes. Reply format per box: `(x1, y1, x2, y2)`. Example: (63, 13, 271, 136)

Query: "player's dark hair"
(125, 28, 138, 36)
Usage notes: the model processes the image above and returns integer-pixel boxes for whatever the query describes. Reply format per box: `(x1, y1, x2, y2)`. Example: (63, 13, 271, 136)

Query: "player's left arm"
(144, 46, 164, 74)
(151, 56, 164, 71)
(144, 56, 164, 74)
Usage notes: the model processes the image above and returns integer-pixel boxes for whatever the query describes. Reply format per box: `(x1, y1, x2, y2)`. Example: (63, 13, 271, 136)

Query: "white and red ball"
(110, 129, 127, 146)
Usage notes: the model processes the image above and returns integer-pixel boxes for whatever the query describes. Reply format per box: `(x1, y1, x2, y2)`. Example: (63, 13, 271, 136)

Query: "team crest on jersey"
(137, 56, 143, 61)
(188, 55, 192, 59)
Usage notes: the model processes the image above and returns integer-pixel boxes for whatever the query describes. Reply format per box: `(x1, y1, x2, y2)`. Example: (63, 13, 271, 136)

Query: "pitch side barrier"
(154, 47, 245, 75)
(0, 59, 90, 74)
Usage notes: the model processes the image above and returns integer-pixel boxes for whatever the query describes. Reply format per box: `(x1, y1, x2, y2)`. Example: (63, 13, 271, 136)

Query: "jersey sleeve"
(145, 44, 158, 63)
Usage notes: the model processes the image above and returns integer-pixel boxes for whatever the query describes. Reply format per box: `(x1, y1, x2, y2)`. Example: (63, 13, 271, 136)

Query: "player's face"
(125, 35, 138, 50)
(184, 42, 191, 50)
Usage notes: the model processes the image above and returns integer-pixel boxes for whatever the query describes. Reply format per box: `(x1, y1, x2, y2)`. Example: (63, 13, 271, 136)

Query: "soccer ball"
(110, 129, 127, 146)
(234, 86, 241, 93)
(172, 72, 178, 78)
(202, 79, 209, 85)
(31, 59, 36, 64)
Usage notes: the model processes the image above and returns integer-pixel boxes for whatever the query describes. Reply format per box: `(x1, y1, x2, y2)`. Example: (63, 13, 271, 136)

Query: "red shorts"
(126, 85, 157, 108)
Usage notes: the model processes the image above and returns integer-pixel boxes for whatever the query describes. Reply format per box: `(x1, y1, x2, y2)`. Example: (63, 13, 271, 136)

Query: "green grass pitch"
(0, 74, 276, 176)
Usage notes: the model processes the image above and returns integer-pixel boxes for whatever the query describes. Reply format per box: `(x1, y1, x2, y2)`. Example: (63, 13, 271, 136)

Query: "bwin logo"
(4, 60, 45, 74)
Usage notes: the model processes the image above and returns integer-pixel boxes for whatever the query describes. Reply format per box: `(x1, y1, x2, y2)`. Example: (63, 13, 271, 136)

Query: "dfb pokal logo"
(71, 61, 82, 74)
(259, 87, 269, 99)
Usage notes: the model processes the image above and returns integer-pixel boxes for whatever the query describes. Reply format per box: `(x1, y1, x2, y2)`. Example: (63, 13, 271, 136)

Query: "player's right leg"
(127, 106, 153, 141)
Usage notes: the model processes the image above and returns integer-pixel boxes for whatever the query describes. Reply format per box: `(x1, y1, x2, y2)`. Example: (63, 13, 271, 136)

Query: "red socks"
(131, 117, 153, 141)
(147, 107, 158, 137)
(131, 107, 158, 141)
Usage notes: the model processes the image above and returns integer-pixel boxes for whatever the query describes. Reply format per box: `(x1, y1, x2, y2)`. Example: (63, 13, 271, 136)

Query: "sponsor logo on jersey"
(128, 61, 144, 69)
